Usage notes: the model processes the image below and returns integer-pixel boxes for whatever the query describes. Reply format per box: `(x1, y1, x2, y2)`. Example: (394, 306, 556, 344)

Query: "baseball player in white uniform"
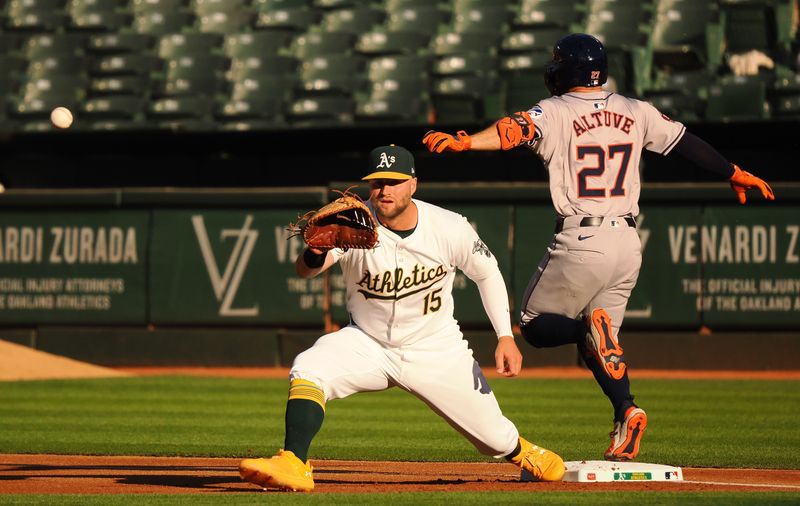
(239, 144, 565, 492)
(423, 34, 774, 462)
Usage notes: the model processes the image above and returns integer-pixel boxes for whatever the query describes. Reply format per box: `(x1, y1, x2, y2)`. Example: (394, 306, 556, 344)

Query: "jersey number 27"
(576, 143, 632, 198)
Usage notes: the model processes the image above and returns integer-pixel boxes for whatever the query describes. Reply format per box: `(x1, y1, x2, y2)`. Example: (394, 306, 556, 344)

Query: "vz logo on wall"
(192, 215, 259, 317)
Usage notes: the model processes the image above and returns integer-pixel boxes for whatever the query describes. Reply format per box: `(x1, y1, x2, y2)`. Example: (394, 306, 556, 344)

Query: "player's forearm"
(295, 248, 333, 278)
(670, 131, 735, 178)
(474, 270, 514, 338)
(468, 125, 503, 151)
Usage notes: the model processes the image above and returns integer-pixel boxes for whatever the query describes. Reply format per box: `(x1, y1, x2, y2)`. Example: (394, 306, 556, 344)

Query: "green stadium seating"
(132, 11, 195, 34)
(157, 33, 222, 58)
(432, 53, 498, 76)
(81, 95, 145, 119)
(651, 0, 723, 70)
(318, 6, 384, 34)
(215, 97, 286, 124)
(88, 33, 154, 53)
(500, 29, 562, 53)
(355, 29, 429, 55)
(705, 75, 769, 121)
(431, 74, 503, 123)
(385, 6, 450, 37)
(366, 54, 430, 82)
(223, 31, 291, 58)
(89, 75, 150, 94)
(226, 54, 297, 80)
(92, 53, 160, 75)
(192, 0, 248, 16)
(297, 53, 366, 96)
(452, 6, 513, 35)
(197, 10, 254, 33)
(253, 0, 311, 9)
(502, 72, 550, 113)
(430, 31, 501, 56)
(130, 0, 186, 13)
(27, 55, 90, 78)
(290, 31, 355, 59)
(514, 0, 585, 29)
(367, 77, 428, 101)
(23, 33, 87, 59)
(355, 95, 429, 123)
(254, 7, 318, 33)
(286, 95, 355, 126)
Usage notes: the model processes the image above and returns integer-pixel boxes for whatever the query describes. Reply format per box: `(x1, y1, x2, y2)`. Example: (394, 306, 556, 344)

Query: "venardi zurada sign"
(192, 214, 259, 317)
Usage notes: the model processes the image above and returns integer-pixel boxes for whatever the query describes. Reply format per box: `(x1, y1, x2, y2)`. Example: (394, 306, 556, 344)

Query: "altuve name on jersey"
(573, 111, 635, 137)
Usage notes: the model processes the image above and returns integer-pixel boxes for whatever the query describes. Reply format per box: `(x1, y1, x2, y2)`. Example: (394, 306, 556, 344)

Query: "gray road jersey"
(527, 91, 685, 217)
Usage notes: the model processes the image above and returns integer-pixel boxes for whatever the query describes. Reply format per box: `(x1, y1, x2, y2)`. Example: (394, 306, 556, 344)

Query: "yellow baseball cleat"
(511, 437, 565, 482)
(239, 450, 314, 492)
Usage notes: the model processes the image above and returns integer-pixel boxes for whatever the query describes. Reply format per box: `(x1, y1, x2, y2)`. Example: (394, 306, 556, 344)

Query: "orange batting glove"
(422, 130, 472, 153)
(729, 164, 775, 204)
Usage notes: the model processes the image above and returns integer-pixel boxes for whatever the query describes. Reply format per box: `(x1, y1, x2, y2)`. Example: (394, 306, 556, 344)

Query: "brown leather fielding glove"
(729, 164, 775, 204)
(422, 130, 472, 153)
(289, 191, 378, 251)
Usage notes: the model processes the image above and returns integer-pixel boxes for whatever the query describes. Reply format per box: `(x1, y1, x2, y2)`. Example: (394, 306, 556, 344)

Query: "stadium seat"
(147, 95, 215, 123)
(88, 33, 154, 53)
(69, 11, 130, 30)
(6, 9, 68, 31)
(366, 54, 430, 82)
(499, 52, 551, 74)
(197, 10, 254, 33)
(226, 54, 297, 80)
(651, 0, 723, 70)
(157, 32, 222, 58)
(27, 56, 90, 79)
(705, 75, 769, 121)
(430, 31, 501, 56)
(514, 0, 585, 29)
(385, 6, 451, 37)
(452, 6, 513, 35)
(215, 97, 285, 124)
(318, 6, 384, 34)
(21, 75, 88, 103)
(644, 91, 703, 122)
(81, 95, 145, 119)
(355, 30, 429, 55)
(297, 54, 366, 96)
(585, 0, 653, 48)
(367, 77, 428, 102)
(432, 53, 498, 76)
(252, 0, 310, 9)
(502, 72, 550, 113)
(92, 53, 161, 75)
(254, 7, 318, 33)
(290, 31, 355, 59)
(355, 95, 429, 123)
(500, 29, 562, 53)
(89, 75, 150, 94)
(286, 95, 355, 126)
(223, 31, 291, 58)
(130, 0, 186, 12)
(431, 74, 503, 123)
(132, 11, 195, 34)
(192, 0, 248, 16)
(228, 74, 293, 101)
(23, 33, 87, 59)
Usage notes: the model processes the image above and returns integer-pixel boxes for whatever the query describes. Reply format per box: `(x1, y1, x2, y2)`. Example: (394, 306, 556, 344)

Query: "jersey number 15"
(576, 143, 632, 198)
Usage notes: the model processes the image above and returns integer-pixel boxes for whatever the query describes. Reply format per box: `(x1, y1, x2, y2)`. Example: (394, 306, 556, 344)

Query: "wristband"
(303, 248, 327, 268)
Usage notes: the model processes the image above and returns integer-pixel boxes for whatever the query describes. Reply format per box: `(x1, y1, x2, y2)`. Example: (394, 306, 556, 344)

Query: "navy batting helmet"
(544, 33, 607, 96)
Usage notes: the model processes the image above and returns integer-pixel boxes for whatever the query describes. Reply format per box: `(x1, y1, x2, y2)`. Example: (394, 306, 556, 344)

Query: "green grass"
(0, 376, 798, 470)
(1, 493, 799, 506)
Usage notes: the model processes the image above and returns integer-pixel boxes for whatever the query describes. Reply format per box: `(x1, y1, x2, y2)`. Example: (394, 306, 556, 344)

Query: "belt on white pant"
(555, 215, 636, 233)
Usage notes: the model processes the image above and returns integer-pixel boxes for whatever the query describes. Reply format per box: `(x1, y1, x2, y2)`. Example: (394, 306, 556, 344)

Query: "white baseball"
(50, 107, 73, 129)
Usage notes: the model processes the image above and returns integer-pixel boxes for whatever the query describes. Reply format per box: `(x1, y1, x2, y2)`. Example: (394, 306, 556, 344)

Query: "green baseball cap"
(362, 145, 416, 181)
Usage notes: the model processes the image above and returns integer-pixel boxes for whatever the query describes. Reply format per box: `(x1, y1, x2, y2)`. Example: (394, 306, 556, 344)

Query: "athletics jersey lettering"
(572, 111, 635, 137)
(356, 264, 448, 300)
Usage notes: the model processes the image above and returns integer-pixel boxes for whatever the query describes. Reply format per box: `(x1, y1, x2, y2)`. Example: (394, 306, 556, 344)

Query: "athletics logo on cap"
(363, 145, 416, 181)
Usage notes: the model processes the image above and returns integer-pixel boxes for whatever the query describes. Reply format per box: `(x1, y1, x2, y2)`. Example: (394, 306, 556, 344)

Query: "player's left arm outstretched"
(422, 110, 536, 153)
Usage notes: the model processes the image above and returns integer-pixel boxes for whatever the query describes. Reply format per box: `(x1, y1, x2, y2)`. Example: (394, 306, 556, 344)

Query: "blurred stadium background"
(0, 0, 797, 369)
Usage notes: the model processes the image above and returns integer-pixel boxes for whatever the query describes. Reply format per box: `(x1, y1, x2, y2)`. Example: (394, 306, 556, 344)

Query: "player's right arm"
(295, 247, 337, 278)
(422, 112, 536, 153)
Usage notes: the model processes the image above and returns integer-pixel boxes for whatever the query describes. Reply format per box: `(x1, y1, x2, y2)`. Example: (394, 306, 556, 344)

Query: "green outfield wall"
(0, 184, 797, 366)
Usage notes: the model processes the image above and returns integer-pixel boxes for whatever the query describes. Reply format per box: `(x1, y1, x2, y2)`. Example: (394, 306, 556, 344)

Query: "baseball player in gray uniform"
(239, 145, 565, 492)
(423, 33, 774, 461)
